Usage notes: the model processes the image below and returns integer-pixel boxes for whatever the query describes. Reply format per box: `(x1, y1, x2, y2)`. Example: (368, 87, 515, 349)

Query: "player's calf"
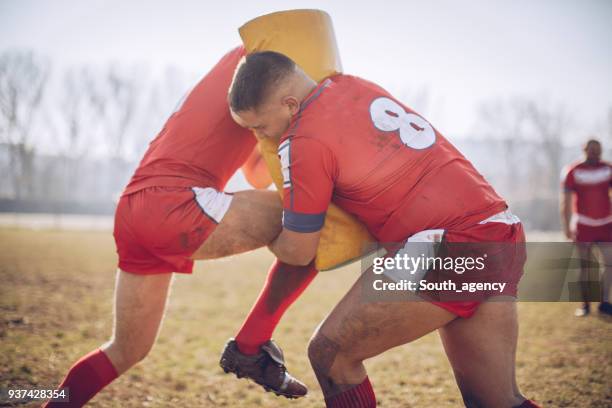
(44, 271, 172, 407)
(101, 271, 172, 374)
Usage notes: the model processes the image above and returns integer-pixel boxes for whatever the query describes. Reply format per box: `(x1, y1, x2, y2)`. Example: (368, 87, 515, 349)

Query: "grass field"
(1, 228, 611, 407)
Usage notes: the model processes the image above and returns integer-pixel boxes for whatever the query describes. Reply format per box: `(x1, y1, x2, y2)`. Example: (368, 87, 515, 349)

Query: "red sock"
(325, 376, 376, 408)
(515, 400, 541, 408)
(235, 260, 318, 354)
(43, 348, 118, 407)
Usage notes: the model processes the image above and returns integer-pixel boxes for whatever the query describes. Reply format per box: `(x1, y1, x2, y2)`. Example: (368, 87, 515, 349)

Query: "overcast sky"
(2, 0, 611, 141)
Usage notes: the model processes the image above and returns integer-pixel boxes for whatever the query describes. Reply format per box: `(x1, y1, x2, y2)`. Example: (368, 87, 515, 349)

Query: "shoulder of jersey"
(568, 160, 585, 170)
(561, 161, 580, 178)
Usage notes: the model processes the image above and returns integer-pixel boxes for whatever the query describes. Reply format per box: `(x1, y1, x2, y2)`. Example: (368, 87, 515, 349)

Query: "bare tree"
(0, 50, 50, 199)
(477, 97, 572, 195)
(101, 66, 143, 160)
(524, 100, 571, 195)
(91, 65, 149, 200)
(59, 68, 99, 158)
(132, 66, 192, 157)
(476, 98, 530, 197)
(42, 68, 102, 204)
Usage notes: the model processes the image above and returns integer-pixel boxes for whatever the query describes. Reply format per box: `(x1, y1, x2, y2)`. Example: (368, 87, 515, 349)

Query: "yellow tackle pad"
(240, 9, 375, 271)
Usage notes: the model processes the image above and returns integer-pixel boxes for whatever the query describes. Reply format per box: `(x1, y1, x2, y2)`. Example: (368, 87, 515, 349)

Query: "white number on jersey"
(369, 97, 435, 150)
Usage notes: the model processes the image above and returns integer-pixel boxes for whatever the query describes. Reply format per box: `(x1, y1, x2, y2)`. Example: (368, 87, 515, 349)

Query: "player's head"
(228, 51, 315, 140)
(583, 138, 602, 163)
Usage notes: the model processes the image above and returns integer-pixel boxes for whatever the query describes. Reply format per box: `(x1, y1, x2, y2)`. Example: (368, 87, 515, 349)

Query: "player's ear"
(283, 96, 301, 116)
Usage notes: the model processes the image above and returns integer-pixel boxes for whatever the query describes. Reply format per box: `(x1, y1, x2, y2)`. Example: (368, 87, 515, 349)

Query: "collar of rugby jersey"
(582, 159, 603, 167)
(298, 78, 332, 114)
(285, 78, 332, 136)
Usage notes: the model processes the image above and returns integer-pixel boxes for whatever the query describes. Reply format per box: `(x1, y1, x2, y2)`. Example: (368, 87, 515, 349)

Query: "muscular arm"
(269, 228, 321, 266)
(272, 137, 333, 265)
(560, 190, 573, 239)
(242, 146, 273, 189)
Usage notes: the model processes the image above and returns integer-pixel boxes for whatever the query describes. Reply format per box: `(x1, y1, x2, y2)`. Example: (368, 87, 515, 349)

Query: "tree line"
(0, 50, 610, 229)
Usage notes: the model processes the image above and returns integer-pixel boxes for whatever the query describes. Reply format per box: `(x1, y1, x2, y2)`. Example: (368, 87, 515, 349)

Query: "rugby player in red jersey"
(561, 139, 611, 317)
(43, 46, 317, 407)
(229, 51, 541, 408)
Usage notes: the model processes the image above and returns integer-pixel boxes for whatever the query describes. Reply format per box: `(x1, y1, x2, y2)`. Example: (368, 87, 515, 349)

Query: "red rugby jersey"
(123, 46, 256, 195)
(562, 160, 612, 226)
(279, 74, 507, 242)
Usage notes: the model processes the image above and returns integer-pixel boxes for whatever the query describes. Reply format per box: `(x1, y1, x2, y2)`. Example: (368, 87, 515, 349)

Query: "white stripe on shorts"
(478, 209, 521, 225)
(383, 229, 445, 284)
(192, 187, 233, 224)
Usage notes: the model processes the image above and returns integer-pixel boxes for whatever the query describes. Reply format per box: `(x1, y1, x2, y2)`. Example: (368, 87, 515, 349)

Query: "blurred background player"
(561, 139, 612, 317)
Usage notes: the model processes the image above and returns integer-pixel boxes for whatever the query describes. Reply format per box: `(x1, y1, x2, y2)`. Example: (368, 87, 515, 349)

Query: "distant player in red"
(561, 139, 612, 317)
(230, 51, 539, 408)
(44, 47, 315, 407)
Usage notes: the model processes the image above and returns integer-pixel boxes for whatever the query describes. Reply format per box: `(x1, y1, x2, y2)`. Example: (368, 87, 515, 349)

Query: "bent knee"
(308, 331, 359, 374)
(106, 338, 155, 369)
(308, 332, 335, 369)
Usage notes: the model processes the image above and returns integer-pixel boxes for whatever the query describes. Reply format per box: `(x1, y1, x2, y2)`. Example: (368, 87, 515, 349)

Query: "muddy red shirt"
(279, 74, 507, 242)
(123, 46, 256, 195)
(562, 160, 612, 226)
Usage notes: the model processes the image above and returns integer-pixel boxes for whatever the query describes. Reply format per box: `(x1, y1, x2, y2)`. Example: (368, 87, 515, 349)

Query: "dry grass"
(1, 228, 611, 407)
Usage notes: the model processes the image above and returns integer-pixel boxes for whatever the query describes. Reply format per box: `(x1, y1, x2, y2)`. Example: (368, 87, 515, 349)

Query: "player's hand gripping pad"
(239, 10, 375, 270)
